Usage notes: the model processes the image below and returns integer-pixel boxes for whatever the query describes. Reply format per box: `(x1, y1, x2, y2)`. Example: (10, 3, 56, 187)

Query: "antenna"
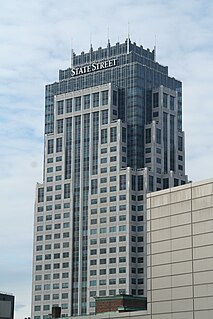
(107, 26, 110, 43)
(70, 37, 73, 68)
(90, 32, 92, 49)
(154, 34, 157, 62)
(127, 22, 130, 54)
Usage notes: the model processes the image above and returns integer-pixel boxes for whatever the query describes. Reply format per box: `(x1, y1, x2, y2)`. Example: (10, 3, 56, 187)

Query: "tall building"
(31, 38, 187, 318)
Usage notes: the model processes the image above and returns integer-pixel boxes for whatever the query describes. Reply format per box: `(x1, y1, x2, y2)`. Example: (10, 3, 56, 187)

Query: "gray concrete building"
(31, 39, 187, 318)
(0, 293, 15, 319)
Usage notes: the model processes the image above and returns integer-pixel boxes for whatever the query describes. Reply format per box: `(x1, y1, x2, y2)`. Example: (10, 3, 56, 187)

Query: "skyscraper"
(32, 38, 187, 318)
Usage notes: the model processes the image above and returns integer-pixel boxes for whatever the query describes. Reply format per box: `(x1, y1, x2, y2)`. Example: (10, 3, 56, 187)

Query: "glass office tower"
(32, 39, 187, 318)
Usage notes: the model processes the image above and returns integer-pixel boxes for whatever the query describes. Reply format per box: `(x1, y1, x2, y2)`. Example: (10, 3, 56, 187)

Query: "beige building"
(65, 178, 213, 319)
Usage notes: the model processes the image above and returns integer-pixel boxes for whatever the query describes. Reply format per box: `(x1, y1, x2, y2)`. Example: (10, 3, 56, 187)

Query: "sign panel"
(71, 59, 117, 77)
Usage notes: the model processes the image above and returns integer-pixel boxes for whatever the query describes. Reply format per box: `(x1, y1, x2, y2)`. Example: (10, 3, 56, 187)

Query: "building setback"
(31, 38, 187, 318)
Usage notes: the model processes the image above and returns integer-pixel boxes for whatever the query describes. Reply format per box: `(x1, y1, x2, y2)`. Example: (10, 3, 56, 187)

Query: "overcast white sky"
(0, 0, 213, 318)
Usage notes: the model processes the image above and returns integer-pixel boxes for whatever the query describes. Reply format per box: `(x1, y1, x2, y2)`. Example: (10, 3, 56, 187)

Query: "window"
(110, 127, 117, 142)
(101, 110, 108, 124)
(101, 148, 107, 154)
(110, 186, 116, 192)
(47, 139, 54, 154)
(47, 157, 53, 163)
(57, 119, 63, 134)
(119, 225, 126, 231)
(109, 196, 116, 202)
(120, 175, 126, 190)
(119, 236, 126, 242)
(38, 188, 44, 203)
(110, 226, 116, 233)
(122, 127, 126, 143)
(100, 248, 106, 254)
(119, 194, 126, 201)
(100, 269, 106, 275)
(101, 158, 107, 164)
(109, 258, 116, 264)
(75, 96, 81, 111)
(100, 207, 107, 214)
(57, 100, 64, 115)
(138, 176, 143, 191)
(100, 227, 106, 233)
(113, 91, 117, 105)
(153, 92, 159, 108)
(101, 129, 107, 144)
(156, 128, 161, 144)
(90, 270, 97, 276)
(119, 278, 126, 284)
(100, 238, 107, 244)
(66, 98, 72, 113)
(93, 92, 99, 107)
(101, 90, 108, 105)
(100, 217, 106, 223)
(146, 128, 151, 143)
(91, 179, 98, 194)
(56, 137, 62, 152)
(119, 257, 126, 263)
(83, 94, 90, 109)
(163, 93, 168, 108)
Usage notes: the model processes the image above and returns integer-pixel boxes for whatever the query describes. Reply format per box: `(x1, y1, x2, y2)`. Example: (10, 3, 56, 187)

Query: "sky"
(0, 0, 213, 318)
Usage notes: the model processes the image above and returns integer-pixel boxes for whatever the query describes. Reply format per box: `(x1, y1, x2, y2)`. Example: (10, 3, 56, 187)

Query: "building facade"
(53, 178, 213, 319)
(0, 293, 15, 319)
(31, 39, 187, 318)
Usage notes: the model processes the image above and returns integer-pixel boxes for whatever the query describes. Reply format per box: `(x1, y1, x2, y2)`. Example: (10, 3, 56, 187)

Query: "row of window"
(36, 212, 70, 221)
(34, 290, 68, 301)
(90, 278, 127, 286)
(36, 232, 70, 242)
(90, 236, 143, 245)
(57, 91, 109, 115)
(34, 303, 68, 311)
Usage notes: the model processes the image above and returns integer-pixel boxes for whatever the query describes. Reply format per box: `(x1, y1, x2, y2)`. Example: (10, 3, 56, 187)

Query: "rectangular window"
(101, 90, 108, 105)
(56, 137, 62, 152)
(64, 183, 70, 199)
(110, 127, 117, 142)
(156, 128, 161, 144)
(93, 92, 99, 107)
(57, 100, 64, 115)
(153, 92, 159, 108)
(138, 176, 143, 191)
(91, 179, 98, 194)
(163, 93, 168, 108)
(146, 128, 151, 143)
(122, 127, 126, 143)
(170, 95, 175, 110)
(57, 119, 63, 134)
(66, 98, 72, 113)
(101, 129, 107, 144)
(75, 96, 81, 111)
(47, 139, 54, 154)
(101, 109, 108, 124)
(113, 91, 117, 106)
(38, 188, 44, 203)
(119, 175, 126, 190)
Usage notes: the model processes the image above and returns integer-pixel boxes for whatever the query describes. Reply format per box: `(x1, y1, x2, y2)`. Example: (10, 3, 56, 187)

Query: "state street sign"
(71, 59, 117, 76)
